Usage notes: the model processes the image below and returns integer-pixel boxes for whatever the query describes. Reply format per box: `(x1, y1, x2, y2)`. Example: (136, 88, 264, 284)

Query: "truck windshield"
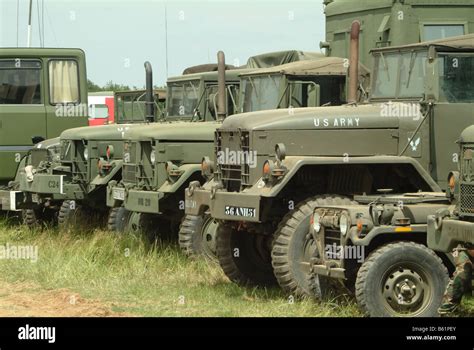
(241, 75, 282, 113)
(0, 59, 42, 104)
(116, 92, 147, 123)
(438, 54, 474, 103)
(167, 80, 200, 118)
(371, 51, 428, 100)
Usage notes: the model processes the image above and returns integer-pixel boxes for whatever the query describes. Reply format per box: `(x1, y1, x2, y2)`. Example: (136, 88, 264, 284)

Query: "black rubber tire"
(178, 214, 219, 261)
(272, 195, 356, 297)
(22, 209, 40, 229)
(22, 207, 58, 230)
(216, 224, 277, 287)
(107, 207, 131, 233)
(355, 241, 449, 317)
(58, 200, 92, 231)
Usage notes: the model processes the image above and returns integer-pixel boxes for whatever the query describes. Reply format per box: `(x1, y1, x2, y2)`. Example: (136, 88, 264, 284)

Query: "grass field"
(0, 217, 472, 317)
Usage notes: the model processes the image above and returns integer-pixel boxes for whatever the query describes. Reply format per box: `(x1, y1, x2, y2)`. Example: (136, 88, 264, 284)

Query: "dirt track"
(0, 282, 126, 317)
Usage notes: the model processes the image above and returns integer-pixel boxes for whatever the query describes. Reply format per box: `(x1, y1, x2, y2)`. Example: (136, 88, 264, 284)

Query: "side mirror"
(32, 136, 45, 145)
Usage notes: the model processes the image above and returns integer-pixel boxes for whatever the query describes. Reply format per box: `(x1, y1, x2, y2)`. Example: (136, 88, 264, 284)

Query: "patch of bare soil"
(0, 282, 128, 317)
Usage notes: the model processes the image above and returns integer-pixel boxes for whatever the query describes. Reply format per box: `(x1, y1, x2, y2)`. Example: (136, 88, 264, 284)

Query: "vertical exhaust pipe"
(144, 61, 154, 122)
(348, 20, 360, 104)
(217, 51, 227, 121)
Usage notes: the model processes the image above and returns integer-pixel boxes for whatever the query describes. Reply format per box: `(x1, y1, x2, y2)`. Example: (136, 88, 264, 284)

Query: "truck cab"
(324, 0, 474, 68)
(0, 48, 88, 210)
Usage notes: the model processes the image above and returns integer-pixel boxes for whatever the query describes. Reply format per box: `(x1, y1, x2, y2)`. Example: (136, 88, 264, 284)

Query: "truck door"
(0, 58, 46, 183)
(432, 52, 474, 189)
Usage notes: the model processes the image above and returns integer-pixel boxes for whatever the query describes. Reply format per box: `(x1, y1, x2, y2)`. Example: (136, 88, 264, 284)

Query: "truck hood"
(220, 104, 399, 131)
(34, 137, 60, 150)
(60, 123, 144, 141)
(125, 121, 220, 142)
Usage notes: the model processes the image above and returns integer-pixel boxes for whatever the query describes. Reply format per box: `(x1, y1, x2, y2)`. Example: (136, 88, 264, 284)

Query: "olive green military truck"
(323, 0, 474, 68)
(17, 53, 254, 230)
(13, 62, 165, 228)
(177, 57, 370, 259)
(183, 31, 474, 304)
(105, 51, 357, 239)
(105, 52, 250, 235)
(305, 124, 474, 317)
(0, 48, 88, 212)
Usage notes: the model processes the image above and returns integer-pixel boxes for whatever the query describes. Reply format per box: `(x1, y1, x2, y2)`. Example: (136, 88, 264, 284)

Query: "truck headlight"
(312, 212, 322, 233)
(150, 150, 156, 164)
(201, 157, 214, 178)
(339, 213, 350, 236)
(83, 148, 89, 160)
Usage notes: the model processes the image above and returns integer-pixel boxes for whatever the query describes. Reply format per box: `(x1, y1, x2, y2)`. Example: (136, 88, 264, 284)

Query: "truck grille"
(215, 130, 251, 192)
(71, 141, 88, 183)
(122, 141, 154, 188)
(30, 149, 49, 168)
(460, 183, 474, 216)
(122, 141, 139, 185)
(122, 164, 137, 184)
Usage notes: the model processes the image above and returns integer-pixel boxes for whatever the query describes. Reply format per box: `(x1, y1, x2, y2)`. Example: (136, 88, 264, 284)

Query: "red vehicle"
(88, 91, 115, 126)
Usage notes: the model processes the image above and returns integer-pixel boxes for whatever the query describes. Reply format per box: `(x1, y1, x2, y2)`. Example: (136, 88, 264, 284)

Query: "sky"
(0, 0, 326, 87)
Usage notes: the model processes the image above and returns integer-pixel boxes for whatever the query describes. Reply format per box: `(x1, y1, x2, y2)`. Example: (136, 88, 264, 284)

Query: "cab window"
(0, 59, 42, 104)
(423, 25, 464, 41)
(49, 60, 80, 104)
(438, 54, 474, 103)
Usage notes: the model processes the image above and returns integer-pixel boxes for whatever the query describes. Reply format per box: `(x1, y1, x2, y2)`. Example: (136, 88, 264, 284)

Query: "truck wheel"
(179, 214, 219, 261)
(58, 200, 92, 230)
(216, 224, 277, 287)
(22, 209, 41, 229)
(355, 241, 449, 317)
(107, 207, 131, 233)
(272, 195, 356, 296)
(125, 211, 160, 241)
(22, 207, 57, 229)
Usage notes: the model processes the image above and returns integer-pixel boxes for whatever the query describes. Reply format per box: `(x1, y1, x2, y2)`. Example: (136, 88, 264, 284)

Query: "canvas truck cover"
(246, 50, 325, 69)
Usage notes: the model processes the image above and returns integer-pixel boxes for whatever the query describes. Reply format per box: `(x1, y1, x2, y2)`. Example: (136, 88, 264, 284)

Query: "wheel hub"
(383, 267, 427, 313)
(201, 217, 219, 257)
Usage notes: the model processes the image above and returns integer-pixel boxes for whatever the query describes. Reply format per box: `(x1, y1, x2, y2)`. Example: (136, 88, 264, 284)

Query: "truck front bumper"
(0, 189, 24, 211)
(19, 173, 65, 195)
(185, 185, 262, 223)
(115, 187, 165, 214)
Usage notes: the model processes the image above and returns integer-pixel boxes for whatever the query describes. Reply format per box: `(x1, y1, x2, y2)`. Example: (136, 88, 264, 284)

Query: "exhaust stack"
(144, 61, 155, 123)
(348, 20, 360, 104)
(217, 51, 227, 121)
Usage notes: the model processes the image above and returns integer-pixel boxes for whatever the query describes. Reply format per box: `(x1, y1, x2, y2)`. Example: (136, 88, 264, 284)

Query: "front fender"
(91, 160, 123, 186)
(259, 155, 440, 198)
(158, 164, 202, 193)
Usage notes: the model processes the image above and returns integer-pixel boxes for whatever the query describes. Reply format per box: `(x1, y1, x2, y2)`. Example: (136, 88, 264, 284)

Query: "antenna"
(27, 0, 33, 47)
(16, 0, 19, 47)
(164, 4, 169, 78)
